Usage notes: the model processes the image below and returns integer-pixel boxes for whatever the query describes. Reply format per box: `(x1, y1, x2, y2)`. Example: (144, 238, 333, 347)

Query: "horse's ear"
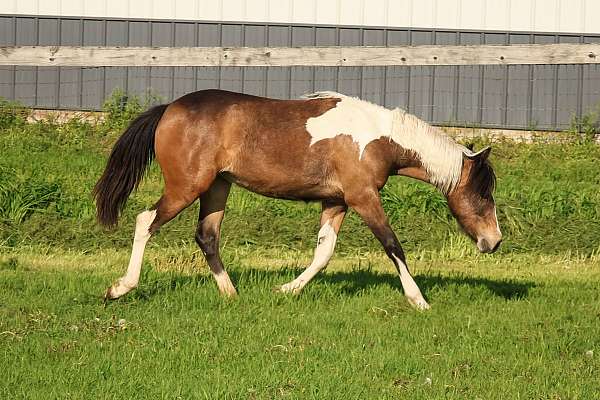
(465, 142, 475, 151)
(463, 146, 491, 161)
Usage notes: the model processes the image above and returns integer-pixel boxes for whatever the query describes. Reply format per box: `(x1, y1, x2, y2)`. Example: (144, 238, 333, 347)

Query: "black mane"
(469, 157, 496, 199)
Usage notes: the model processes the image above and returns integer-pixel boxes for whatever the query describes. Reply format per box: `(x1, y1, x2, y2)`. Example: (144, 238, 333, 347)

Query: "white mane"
(303, 91, 470, 194)
(390, 108, 468, 193)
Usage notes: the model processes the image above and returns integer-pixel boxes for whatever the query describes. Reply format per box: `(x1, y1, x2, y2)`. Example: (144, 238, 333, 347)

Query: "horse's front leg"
(347, 189, 430, 310)
(277, 201, 347, 294)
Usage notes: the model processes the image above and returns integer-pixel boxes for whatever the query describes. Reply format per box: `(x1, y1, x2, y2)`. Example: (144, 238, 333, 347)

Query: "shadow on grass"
(275, 268, 534, 301)
(109, 265, 534, 303)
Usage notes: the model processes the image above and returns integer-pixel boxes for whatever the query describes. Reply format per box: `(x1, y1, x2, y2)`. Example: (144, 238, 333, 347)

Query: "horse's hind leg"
(195, 176, 237, 297)
(104, 209, 158, 300)
(278, 201, 347, 294)
(105, 179, 212, 300)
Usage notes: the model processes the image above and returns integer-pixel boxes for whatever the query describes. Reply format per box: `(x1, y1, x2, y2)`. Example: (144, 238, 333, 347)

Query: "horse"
(94, 89, 501, 310)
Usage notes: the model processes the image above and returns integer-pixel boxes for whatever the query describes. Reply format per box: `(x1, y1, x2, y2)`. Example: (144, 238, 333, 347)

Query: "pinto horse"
(94, 90, 501, 309)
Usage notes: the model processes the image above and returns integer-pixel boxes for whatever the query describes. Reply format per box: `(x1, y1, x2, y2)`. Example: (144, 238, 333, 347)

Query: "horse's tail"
(93, 104, 168, 228)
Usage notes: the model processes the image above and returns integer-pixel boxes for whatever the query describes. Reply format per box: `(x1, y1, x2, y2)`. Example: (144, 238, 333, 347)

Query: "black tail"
(93, 104, 168, 228)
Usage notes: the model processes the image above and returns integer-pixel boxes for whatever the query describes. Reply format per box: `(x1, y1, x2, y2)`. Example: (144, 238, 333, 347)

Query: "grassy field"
(1, 98, 600, 398)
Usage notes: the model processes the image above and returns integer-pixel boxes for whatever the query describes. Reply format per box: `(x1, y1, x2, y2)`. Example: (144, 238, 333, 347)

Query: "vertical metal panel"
(362, 29, 385, 105)
(338, 28, 361, 97)
(457, 32, 481, 125)
(412, 0, 435, 29)
(584, 0, 600, 36)
(242, 24, 267, 96)
(290, 26, 314, 98)
(409, 30, 433, 120)
(556, 35, 581, 128)
(481, 33, 507, 126)
(245, 0, 269, 23)
(127, 21, 151, 99)
(363, 0, 386, 26)
(384, 30, 409, 109)
(266, 25, 290, 99)
(533, 0, 559, 32)
(81, 19, 105, 109)
(149, 22, 173, 101)
(173, 22, 196, 99)
(484, 0, 510, 31)
(531, 35, 557, 129)
(14, 18, 37, 107)
(104, 20, 128, 100)
(435, 0, 460, 31)
(35, 18, 58, 108)
(507, 0, 534, 32)
(558, 0, 583, 33)
(59, 19, 82, 108)
(432, 31, 456, 124)
(313, 27, 337, 92)
(196, 23, 220, 91)
(506, 34, 531, 128)
(220, 24, 243, 92)
(0, 17, 15, 101)
(338, 0, 364, 26)
(582, 35, 600, 122)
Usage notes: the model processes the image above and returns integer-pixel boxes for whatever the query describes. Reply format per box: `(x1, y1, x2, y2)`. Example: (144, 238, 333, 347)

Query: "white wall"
(2, 0, 599, 34)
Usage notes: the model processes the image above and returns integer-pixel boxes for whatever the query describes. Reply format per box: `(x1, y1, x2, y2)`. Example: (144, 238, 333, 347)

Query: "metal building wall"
(3, 0, 600, 34)
(1, 15, 600, 130)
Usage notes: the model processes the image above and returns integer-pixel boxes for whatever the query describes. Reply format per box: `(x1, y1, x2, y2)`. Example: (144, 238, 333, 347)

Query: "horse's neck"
(390, 109, 465, 194)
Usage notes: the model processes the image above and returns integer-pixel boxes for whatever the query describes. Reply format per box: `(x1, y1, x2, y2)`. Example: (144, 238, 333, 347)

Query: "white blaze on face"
(305, 95, 393, 159)
(494, 206, 502, 236)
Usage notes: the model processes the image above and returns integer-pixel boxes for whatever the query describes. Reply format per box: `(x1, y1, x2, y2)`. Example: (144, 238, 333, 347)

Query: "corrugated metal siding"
(2, 0, 600, 34)
(1, 15, 600, 130)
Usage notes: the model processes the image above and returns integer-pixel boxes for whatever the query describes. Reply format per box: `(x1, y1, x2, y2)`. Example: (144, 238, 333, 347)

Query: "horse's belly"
(220, 169, 341, 201)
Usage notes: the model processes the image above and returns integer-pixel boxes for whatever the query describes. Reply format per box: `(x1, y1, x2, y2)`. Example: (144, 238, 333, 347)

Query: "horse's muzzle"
(477, 237, 502, 254)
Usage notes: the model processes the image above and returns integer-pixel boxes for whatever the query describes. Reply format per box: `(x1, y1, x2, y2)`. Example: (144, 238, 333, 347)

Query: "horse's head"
(446, 146, 502, 253)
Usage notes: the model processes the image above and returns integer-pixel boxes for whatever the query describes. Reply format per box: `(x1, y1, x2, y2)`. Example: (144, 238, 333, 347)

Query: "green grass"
(1, 99, 600, 398)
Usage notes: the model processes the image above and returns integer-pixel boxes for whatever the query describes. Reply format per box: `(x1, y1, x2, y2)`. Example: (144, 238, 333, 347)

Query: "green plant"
(566, 104, 600, 144)
(99, 89, 163, 136)
(0, 98, 29, 129)
(0, 166, 60, 224)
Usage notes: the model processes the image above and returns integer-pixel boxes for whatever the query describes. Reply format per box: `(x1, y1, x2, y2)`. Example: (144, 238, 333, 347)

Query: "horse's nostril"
(491, 239, 502, 253)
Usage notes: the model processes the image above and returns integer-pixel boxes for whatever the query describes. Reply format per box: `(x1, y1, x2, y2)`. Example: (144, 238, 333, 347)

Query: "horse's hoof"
(407, 296, 431, 311)
(275, 282, 302, 295)
(219, 287, 238, 298)
(104, 286, 118, 302)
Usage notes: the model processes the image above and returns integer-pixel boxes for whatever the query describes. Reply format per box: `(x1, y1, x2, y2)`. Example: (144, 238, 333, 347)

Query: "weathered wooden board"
(1, 44, 599, 67)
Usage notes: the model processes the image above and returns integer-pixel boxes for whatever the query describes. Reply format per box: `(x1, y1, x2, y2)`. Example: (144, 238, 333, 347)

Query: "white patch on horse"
(279, 220, 337, 294)
(303, 91, 470, 194)
(304, 92, 392, 159)
(391, 254, 430, 310)
(106, 209, 156, 299)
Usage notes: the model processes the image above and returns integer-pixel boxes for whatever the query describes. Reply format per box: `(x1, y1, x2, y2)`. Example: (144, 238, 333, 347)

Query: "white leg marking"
(279, 221, 337, 294)
(212, 270, 237, 297)
(391, 254, 430, 310)
(105, 210, 156, 299)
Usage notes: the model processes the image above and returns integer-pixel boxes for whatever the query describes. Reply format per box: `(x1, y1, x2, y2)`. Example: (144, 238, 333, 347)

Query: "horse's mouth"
(477, 237, 502, 253)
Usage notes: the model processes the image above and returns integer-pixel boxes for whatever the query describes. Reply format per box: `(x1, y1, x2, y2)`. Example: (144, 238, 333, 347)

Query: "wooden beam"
(1, 44, 600, 67)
